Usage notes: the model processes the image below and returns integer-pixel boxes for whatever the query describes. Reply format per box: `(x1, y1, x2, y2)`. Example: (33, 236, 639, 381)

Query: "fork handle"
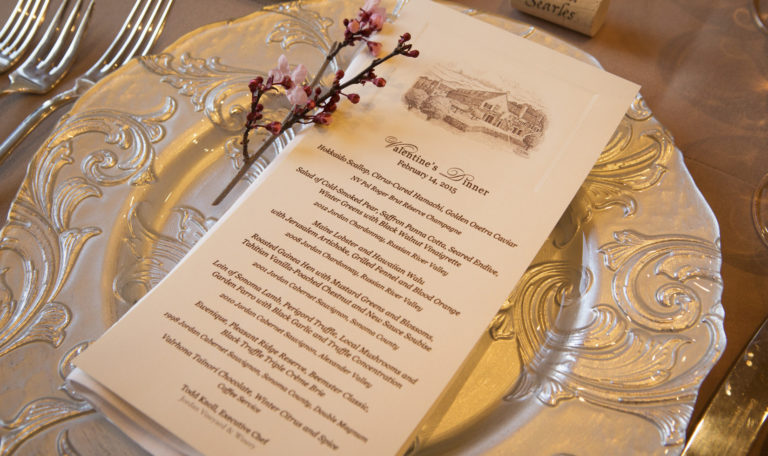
(0, 81, 91, 167)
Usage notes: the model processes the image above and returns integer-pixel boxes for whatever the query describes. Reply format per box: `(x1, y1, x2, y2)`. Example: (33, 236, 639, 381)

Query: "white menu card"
(70, 2, 638, 455)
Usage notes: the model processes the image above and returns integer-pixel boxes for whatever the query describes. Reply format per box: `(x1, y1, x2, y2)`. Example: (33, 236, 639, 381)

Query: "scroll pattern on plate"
(0, 99, 175, 359)
(491, 230, 722, 445)
(0, 101, 174, 453)
(489, 98, 722, 446)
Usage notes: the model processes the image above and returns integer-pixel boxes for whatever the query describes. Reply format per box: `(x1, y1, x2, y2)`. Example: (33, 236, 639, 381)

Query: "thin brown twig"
(212, 36, 415, 206)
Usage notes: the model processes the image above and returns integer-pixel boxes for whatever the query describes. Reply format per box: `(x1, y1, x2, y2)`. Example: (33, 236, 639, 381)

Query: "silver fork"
(0, 0, 175, 166)
(0, 0, 51, 72)
(0, 0, 94, 98)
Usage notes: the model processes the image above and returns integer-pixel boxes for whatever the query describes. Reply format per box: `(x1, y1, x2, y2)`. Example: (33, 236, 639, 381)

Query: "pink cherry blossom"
(370, 11, 385, 29)
(290, 63, 308, 85)
(367, 41, 382, 56)
(287, 85, 309, 106)
(362, 0, 386, 30)
(268, 55, 291, 83)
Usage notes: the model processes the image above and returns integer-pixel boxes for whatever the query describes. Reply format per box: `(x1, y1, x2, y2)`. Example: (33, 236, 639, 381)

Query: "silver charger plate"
(0, 1, 724, 454)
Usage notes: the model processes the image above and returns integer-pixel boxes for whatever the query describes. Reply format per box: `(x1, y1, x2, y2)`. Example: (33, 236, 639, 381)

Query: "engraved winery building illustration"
(403, 72, 548, 157)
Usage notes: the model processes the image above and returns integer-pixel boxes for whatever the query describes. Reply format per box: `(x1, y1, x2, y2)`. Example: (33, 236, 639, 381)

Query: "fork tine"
(49, 0, 93, 75)
(126, 0, 173, 65)
(0, 0, 33, 48)
(102, 0, 156, 71)
(0, 0, 28, 45)
(0, 0, 49, 71)
(2, 0, 46, 55)
(136, 0, 173, 58)
(29, 0, 72, 68)
(88, 0, 173, 76)
(83, 0, 144, 76)
(4, 0, 38, 49)
(37, 0, 88, 70)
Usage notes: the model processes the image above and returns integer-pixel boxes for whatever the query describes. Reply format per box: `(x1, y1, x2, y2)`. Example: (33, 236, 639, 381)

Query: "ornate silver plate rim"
(0, 1, 724, 455)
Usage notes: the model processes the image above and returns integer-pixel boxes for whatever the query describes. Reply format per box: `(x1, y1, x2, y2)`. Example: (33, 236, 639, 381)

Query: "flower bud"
(314, 112, 332, 125)
(266, 121, 282, 135)
(347, 19, 361, 33)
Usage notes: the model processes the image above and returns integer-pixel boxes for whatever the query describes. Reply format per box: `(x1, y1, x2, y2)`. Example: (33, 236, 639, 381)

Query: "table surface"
(0, 0, 765, 454)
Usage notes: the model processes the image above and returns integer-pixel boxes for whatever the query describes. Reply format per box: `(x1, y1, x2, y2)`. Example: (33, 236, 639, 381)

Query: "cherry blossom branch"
(212, 1, 418, 206)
